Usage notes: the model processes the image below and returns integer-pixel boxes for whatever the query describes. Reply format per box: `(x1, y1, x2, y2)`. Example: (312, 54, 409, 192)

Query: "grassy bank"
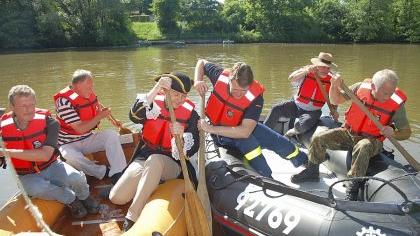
(131, 22, 262, 43)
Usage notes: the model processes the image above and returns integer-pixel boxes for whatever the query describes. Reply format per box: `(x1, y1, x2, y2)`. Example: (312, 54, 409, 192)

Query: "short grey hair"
(8, 85, 36, 105)
(72, 69, 92, 84)
(372, 69, 398, 90)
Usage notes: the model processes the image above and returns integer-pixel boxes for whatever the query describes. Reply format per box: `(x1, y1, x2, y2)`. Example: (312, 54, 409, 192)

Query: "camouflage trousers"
(308, 128, 383, 177)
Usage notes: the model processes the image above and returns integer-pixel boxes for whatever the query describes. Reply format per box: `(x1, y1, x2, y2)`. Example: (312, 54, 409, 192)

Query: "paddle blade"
(118, 126, 133, 135)
(184, 192, 211, 236)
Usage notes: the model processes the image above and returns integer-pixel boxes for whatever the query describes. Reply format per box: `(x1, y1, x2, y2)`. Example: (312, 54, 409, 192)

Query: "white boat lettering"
(235, 192, 301, 234)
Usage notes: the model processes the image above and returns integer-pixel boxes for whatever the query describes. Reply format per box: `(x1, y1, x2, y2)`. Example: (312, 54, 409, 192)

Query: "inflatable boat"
(206, 116, 420, 236)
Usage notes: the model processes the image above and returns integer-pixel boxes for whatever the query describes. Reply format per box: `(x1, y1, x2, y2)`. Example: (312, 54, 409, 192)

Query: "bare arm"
(2, 146, 55, 162)
(199, 118, 257, 139)
(194, 59, 209, 96)
(329, 74, 347, 105)
(69, 109, 109, 134)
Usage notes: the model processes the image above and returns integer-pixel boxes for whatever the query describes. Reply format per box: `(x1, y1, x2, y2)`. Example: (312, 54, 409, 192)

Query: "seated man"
(53, 69, 127, 183)
(291, 69, 411, 200)
(194, 59, 308, 178)
(0, 85, 99, 218)
(264, 52, 339, 137)
(109, 72, 199, 231)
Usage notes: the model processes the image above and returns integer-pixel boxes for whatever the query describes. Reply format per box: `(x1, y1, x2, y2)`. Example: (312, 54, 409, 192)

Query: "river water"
(1, 43, 419, 207)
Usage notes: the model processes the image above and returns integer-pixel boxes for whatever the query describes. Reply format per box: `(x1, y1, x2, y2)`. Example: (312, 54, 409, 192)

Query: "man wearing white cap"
(264, 52, 339, 138)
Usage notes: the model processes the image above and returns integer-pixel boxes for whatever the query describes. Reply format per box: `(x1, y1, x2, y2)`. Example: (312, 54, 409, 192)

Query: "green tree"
(180, 0, 226, 33)
(244, 0, 318, 42)
(222, 0, 248, 32)
(310, 0, 351, 42)
(0, 0, 38, 48)
(393, 0, 420, 42)
(56, 0, 135, 46)
(344, 0, 396, 42)
(151, 0, 180, 35)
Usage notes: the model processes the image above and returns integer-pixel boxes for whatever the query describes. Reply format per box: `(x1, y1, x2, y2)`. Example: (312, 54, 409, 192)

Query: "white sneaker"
(284, 128, 297, 139)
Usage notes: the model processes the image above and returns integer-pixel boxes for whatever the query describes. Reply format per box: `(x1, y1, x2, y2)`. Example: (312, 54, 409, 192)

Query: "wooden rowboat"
(0, 132, 188, 236)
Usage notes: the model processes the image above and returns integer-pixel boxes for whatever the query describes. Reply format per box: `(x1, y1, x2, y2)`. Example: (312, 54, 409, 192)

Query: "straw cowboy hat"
(310, 52, 337, 68)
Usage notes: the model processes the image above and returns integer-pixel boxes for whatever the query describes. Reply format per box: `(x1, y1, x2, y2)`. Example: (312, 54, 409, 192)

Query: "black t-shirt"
(204, 62, 264, 122)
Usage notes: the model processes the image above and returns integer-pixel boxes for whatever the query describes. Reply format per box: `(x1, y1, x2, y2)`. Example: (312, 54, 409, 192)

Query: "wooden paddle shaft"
(164, 92, 211, 236)
(313, 71, 336, 114)
(340, 82, 420, 171)
(164, 94, 194, 191)
(197, 95, 213, 230)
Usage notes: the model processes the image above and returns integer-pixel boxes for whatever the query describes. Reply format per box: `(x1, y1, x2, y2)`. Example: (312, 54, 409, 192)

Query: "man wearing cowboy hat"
(291, 69, 411, 201)
(264, 52, 339, 138)
(110, 72, 200, 231)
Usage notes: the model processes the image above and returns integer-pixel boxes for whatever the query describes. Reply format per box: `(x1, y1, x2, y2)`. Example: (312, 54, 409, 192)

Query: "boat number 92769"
(235, 191, 301, 235)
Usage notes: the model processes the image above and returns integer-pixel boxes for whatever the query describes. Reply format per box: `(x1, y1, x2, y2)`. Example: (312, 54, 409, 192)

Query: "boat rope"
(0, 137, 59, 236)
(366, 172, 419, 202)
(328, 176, 411, 206)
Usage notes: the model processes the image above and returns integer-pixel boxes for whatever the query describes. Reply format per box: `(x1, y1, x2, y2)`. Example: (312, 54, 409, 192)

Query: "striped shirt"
(55, 97, 92, 145)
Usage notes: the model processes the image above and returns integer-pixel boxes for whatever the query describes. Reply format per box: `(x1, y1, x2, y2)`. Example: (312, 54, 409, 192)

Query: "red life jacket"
(53, 86, 99, 135)
(296, 71, 332, 108)
(0, 109, 58, 175)
(142, 94, 195, 151)
(206, 70, 265, 126)
(345, 80, 407, 141)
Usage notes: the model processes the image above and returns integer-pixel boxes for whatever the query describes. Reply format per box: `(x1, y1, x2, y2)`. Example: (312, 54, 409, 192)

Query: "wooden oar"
(196, 95, 212, 232)
(165, 92, 211, 236)
(99, 103, 133, 134)
(313, 71, 338, 121)
(340, 81, 420, 171)
(108, 113, 133, 135)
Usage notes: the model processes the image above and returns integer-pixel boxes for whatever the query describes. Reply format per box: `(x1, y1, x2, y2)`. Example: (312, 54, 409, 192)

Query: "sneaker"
(68, 199, 88, 218)
(110, 172, 123, 185)
(123, 218, 135, 232)
(81, 196, 100, 214)
(284, 128, 297, 139)
(290, 163, 319, 183)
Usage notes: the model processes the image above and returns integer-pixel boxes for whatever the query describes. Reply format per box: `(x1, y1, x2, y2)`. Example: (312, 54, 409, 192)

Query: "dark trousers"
(264, 99, 322, 134)
(213, 123, 308, 177)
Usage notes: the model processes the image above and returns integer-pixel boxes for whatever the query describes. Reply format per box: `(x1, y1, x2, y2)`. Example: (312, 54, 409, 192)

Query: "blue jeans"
(19, 160, 90, 204)
(264, 99, 322, 134)
(213, 123, 308, 177)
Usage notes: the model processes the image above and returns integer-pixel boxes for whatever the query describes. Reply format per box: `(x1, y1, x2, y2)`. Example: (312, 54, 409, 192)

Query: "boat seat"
(0, 195, 64, 234)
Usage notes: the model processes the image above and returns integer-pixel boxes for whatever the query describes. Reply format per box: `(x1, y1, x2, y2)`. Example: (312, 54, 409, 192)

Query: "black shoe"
(81, 196, 100, 214)
(68, 199, 88, 218)
(123, 218, 135, 232)
(110, 172, 123, 185)
(291, 163, 319, 183)
(345, 180, 360, 201)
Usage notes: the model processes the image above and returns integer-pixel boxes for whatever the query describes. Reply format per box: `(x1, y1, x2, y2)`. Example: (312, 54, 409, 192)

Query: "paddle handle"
(164, 92, 194, 191)
(198, 95, 206, 180)
(341, 82, 420, 171)
(313, 72, 337, 117)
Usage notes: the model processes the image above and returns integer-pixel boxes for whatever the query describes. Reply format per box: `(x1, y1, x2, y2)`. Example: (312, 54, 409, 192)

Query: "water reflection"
(1, 44, 419, 142)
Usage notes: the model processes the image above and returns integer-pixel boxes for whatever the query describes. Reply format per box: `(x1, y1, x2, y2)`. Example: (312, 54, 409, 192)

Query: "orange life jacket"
(206, 70, 265, 126)
(0, 109, 58, 175)
(53, 86, 99, 135)
(142, 94, 195, 151)
(345, 80, 407, 141)
(296, 71, 332, 108)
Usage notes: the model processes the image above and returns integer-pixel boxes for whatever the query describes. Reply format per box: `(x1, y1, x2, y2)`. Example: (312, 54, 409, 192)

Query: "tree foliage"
(180, 0, 227, 33)
(0, 0, 419, 49)
(151, 0, 180, 35)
